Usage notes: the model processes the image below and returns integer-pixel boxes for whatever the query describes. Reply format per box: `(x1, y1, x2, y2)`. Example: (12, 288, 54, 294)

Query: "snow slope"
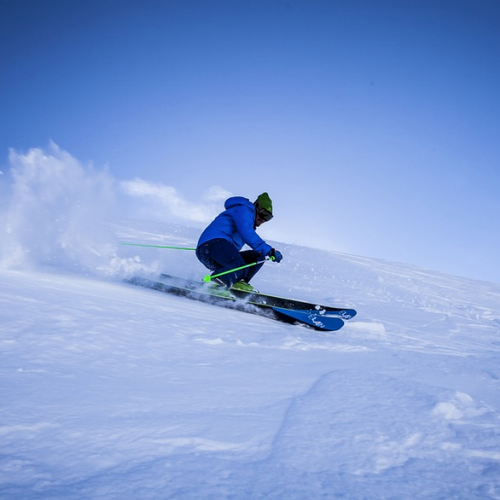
(1, 147, 500, 499)
(1, 218, 500, 500)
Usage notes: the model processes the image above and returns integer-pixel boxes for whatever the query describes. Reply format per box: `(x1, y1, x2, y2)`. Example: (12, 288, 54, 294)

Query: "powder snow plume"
(0, 143, 151, 276)
(0, 143, 233, 277)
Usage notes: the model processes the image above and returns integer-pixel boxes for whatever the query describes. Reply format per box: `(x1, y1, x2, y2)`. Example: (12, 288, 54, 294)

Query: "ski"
(126, 275, 355, 332)
(161, 274, 357, 319)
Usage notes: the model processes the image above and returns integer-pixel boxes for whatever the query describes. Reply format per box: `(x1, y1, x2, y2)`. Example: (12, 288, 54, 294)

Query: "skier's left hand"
(268, 248, 283, 263)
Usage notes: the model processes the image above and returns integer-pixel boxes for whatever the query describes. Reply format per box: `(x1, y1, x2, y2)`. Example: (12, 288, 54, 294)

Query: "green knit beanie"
(256, 192, 273, 214)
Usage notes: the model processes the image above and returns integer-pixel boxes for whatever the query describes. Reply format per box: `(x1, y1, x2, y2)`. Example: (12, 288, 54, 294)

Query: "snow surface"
(1, 150, 500, 499)
(2, 219, 500, 499)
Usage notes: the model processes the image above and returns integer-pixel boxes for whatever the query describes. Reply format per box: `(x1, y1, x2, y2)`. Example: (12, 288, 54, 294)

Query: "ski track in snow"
(1, 221, 500, 499)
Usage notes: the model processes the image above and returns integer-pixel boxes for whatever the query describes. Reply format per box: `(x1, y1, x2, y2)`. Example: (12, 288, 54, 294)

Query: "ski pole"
(120, 242, 196, 250)
(203, 259, 269, 283)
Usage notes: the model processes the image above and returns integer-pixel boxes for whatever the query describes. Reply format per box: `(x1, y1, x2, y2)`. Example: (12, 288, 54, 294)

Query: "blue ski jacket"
(197, 196, 272, 257)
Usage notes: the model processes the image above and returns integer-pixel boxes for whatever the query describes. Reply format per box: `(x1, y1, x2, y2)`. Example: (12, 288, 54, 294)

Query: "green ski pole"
(203, 259, 269, 283)
(120, 242, 196, 251)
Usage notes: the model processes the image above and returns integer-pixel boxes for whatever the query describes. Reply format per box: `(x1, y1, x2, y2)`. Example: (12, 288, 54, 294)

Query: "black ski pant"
(196, 238, 264, 288)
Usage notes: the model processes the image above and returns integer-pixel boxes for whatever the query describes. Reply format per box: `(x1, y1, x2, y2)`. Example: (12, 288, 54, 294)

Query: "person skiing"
(196, 192, 283, 294)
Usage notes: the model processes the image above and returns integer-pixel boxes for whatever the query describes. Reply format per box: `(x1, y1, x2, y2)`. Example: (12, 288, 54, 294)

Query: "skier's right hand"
(268, 248, 283, 263)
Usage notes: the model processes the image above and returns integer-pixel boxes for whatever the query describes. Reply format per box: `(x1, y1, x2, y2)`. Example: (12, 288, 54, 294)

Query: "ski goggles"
(257, 208, 273, 222)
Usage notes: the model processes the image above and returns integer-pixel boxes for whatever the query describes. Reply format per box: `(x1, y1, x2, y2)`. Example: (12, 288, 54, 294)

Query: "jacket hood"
(224, 196, 254, 211)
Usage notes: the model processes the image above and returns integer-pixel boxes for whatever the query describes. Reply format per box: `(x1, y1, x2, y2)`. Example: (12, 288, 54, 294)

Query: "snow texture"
(1, 146, 500, 499)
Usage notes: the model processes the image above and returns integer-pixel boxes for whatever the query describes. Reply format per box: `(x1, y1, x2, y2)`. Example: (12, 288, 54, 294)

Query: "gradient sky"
(1, 0, 499, 283)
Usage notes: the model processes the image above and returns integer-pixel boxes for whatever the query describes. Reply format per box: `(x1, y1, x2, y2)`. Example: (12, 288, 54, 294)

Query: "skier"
(196, 192, 283, 294)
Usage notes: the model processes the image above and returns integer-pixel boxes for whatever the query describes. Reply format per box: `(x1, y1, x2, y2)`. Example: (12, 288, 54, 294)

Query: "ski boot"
(206, 278, 234, 299)
(231, 280, 259, 293)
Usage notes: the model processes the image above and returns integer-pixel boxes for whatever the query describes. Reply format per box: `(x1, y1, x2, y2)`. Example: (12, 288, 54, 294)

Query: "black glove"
(268, 248, 283, 263)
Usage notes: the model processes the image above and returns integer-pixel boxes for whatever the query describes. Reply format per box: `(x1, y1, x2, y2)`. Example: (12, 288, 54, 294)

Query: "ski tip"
(272, 307, 345, 331)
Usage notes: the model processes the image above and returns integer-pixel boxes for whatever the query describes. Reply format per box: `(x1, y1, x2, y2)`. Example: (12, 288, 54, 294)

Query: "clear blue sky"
(1, 0, 499, 283)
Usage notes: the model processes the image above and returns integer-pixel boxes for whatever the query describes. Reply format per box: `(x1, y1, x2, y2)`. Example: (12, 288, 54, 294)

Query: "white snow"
(2, 223, 500, 499)
(1, 149, 500, 499)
